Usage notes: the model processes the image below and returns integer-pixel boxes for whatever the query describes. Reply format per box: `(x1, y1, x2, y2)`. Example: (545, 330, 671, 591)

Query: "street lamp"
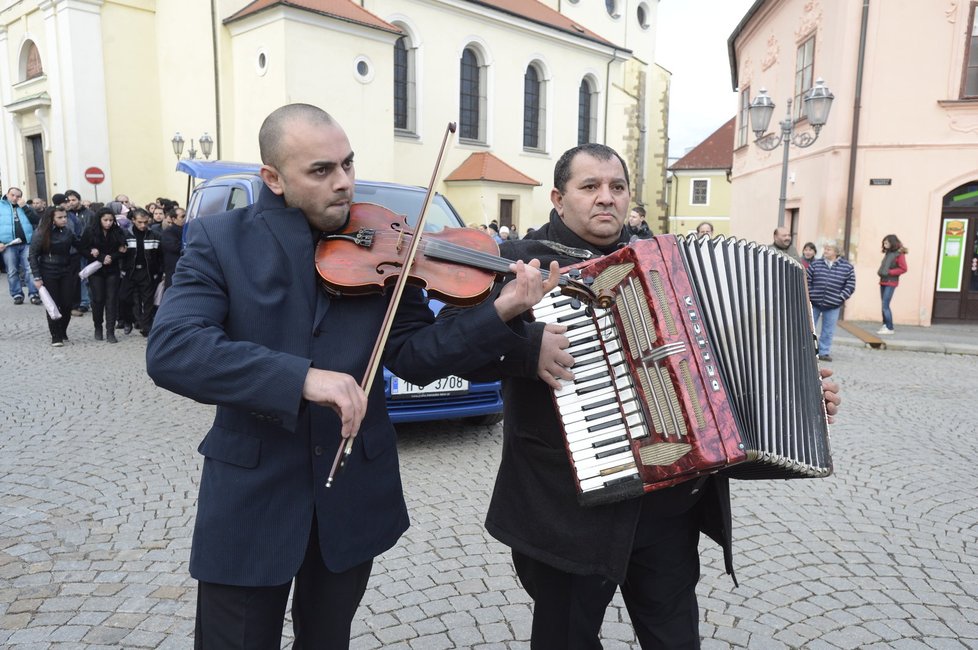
(171, 131, 215, 160)
(749, 78, 834, 227)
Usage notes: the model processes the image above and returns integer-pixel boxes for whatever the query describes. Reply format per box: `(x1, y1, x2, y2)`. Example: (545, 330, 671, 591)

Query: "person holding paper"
(81, 207, 128, 343)
(28, 207, 80, 346)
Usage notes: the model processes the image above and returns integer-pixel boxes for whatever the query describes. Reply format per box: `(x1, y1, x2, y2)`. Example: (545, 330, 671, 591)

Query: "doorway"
(25, 134, 47, 200)
(932, 182, 978, 322)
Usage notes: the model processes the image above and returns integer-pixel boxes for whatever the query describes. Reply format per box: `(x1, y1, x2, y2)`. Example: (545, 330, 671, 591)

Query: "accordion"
(534, 235, 832, 507)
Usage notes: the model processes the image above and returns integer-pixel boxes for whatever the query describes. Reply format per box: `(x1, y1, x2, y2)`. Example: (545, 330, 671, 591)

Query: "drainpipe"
(211, 0, 222, 159)
(842, 0, 870, 260)
(604, 49, 618, 143)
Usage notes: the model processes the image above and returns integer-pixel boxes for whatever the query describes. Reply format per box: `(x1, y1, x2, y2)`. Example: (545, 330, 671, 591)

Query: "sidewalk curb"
(835, 337, 978, 356)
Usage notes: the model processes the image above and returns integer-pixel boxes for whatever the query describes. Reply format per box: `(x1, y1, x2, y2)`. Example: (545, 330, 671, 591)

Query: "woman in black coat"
(29, 207, 80, 346)
(81, 208, 128, 343)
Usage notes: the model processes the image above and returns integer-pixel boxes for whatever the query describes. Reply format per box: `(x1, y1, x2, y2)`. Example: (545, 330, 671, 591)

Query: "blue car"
(178, 160, 503, 426)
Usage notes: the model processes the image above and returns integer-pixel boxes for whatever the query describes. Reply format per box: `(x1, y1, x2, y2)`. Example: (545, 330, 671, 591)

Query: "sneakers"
(123, 323, 133, 335)
(13, 294, 24, 305)
(818, 354, 833, 362)
(876, 327, 894, 335)
(71, 308, 84, 317)
(29, 294, 42, 305)
(51, 339, 63, 347)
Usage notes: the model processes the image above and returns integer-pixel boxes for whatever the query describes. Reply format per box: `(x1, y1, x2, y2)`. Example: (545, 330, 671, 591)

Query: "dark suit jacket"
(146, 185, 524, 586)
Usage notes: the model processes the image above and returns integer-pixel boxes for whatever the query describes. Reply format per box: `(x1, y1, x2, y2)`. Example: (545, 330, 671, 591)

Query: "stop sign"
(84, 166, 105, 185)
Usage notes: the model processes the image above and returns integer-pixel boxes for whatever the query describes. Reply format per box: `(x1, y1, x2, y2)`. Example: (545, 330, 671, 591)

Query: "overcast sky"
(656, 0, 757, 161)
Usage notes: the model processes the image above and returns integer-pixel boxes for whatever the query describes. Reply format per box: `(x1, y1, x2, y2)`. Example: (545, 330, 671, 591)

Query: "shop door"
(933, 181, 978, 321)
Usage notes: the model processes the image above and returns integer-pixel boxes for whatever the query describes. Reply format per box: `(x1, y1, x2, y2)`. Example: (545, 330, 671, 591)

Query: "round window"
(255, 49, 268, 76)
(353, 56, 374, 84)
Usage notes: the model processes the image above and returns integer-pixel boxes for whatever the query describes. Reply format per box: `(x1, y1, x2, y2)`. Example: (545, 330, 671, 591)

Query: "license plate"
(391, 375, 469, 398)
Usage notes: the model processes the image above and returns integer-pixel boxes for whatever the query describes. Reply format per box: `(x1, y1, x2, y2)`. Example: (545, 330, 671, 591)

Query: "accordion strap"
(534, 240, 595, 261)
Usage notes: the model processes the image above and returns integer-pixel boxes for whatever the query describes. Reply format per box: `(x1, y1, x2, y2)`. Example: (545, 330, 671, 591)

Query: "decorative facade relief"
(740, 55, 753, 88)
(944, 109, 978, 135)
(761, 35, 779, 70)
(795, 0, 823, 40)
(946, 1, 958, 23)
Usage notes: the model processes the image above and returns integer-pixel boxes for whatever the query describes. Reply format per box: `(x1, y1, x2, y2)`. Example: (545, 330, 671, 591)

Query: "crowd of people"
(0, 184, 185, 346)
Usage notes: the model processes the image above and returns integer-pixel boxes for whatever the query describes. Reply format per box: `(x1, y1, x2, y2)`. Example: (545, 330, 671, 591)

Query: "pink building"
(728, 0, 978, 325)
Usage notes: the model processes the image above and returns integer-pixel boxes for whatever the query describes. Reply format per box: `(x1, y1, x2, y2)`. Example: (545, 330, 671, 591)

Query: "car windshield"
(355, 184, 462, 232)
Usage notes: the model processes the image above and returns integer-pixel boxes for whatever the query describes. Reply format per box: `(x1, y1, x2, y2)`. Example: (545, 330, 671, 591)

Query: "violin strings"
(330, 230, 557, 280)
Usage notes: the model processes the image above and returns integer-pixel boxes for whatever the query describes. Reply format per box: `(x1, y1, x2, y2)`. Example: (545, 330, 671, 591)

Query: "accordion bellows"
(535, 235, 832, 508)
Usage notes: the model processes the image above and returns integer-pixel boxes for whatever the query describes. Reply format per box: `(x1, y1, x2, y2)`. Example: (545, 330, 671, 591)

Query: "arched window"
(22, 41, 43, 81)
(459, 46, 486, 142)
(578, 77, 597, 145)
(523, 63, 546, 150)
(393, 34, 417, 133)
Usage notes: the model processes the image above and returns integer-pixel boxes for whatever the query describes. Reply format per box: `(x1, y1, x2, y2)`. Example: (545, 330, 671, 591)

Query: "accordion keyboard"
(532, 292, 645, 492)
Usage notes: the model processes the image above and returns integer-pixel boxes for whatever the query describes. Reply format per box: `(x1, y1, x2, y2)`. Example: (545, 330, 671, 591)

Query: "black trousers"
(514, 506, 702, 650)
(88, 273, 120, 330)
(128, 269, 156, 332)
(40, 270, 74, 342)
(194, 520, 372, 649)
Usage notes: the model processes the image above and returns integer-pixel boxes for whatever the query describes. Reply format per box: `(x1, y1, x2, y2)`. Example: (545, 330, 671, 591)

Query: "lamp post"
(749, 78, 834, 228)
(171, 132, 215, 160)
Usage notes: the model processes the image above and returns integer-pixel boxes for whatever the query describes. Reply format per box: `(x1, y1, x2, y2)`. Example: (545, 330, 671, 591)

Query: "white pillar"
(0, 25, 20, 188)
(51, 0, 111, 199)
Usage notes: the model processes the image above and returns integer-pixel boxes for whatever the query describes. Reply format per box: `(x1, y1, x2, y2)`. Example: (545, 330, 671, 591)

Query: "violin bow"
(326, 122, 457, 487)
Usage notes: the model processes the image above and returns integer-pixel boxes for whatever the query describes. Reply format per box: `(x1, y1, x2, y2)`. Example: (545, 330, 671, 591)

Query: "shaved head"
(259, 103, 337, 169)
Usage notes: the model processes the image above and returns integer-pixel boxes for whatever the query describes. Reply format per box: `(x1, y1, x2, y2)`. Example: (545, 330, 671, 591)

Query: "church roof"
(445, 152, 541, 186)
(226, 0, 401, 33)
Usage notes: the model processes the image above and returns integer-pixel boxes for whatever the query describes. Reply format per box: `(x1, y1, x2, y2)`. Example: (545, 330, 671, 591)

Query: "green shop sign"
(936, 218, 967, 292)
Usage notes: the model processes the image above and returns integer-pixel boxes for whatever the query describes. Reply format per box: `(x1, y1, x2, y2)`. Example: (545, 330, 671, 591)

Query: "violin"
(314, 202, 594, 306)
(321, 122, 590, 488)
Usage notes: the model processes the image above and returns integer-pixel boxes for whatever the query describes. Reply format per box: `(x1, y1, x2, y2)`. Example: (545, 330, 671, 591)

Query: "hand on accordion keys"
(537, 323, 576, 390)
(820, 368, 841, 424)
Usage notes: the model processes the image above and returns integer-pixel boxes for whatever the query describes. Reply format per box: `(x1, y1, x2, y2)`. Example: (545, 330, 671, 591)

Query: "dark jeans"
(194, 521, 372, 649)
(89, 273, 121, 331)
(514, 507, 702, 650)
(880, 284, 896, 330)
(40, 271, 74, 342)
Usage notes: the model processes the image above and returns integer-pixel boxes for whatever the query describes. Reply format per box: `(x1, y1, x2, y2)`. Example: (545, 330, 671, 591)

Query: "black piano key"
(582, 397, 618, 412)
(587, 418, 622, 433)
(592, 434, 628, 448)
(578, 380, 613, 395)
(604, 474, 641, 488)
(584, 407, 621, 422)
(595, 444, 631, 459)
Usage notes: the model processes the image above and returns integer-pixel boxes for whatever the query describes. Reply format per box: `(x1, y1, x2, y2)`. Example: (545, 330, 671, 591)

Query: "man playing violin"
(146, 103, 559, 649)
(437, 142, 842, 649)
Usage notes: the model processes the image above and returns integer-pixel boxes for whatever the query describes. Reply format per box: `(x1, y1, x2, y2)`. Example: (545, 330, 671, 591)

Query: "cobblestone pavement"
(1, 288, 976, 649)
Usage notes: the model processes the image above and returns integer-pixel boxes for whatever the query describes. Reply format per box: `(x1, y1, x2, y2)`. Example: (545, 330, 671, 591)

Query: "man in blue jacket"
(145, 103, 557, 649)
(807, 241, 856, 362)
(0, 185, 41, 305)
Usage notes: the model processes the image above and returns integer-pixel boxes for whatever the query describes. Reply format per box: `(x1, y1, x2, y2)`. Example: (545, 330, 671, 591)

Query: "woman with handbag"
(28, 206, 80, 346)
(877, 234, 908, 335)
(81, 207, 128, 343)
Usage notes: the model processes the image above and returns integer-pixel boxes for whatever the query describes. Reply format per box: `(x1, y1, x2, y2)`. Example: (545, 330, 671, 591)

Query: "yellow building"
(0, 0, 668, 235)
(666, 117, 734, 235)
